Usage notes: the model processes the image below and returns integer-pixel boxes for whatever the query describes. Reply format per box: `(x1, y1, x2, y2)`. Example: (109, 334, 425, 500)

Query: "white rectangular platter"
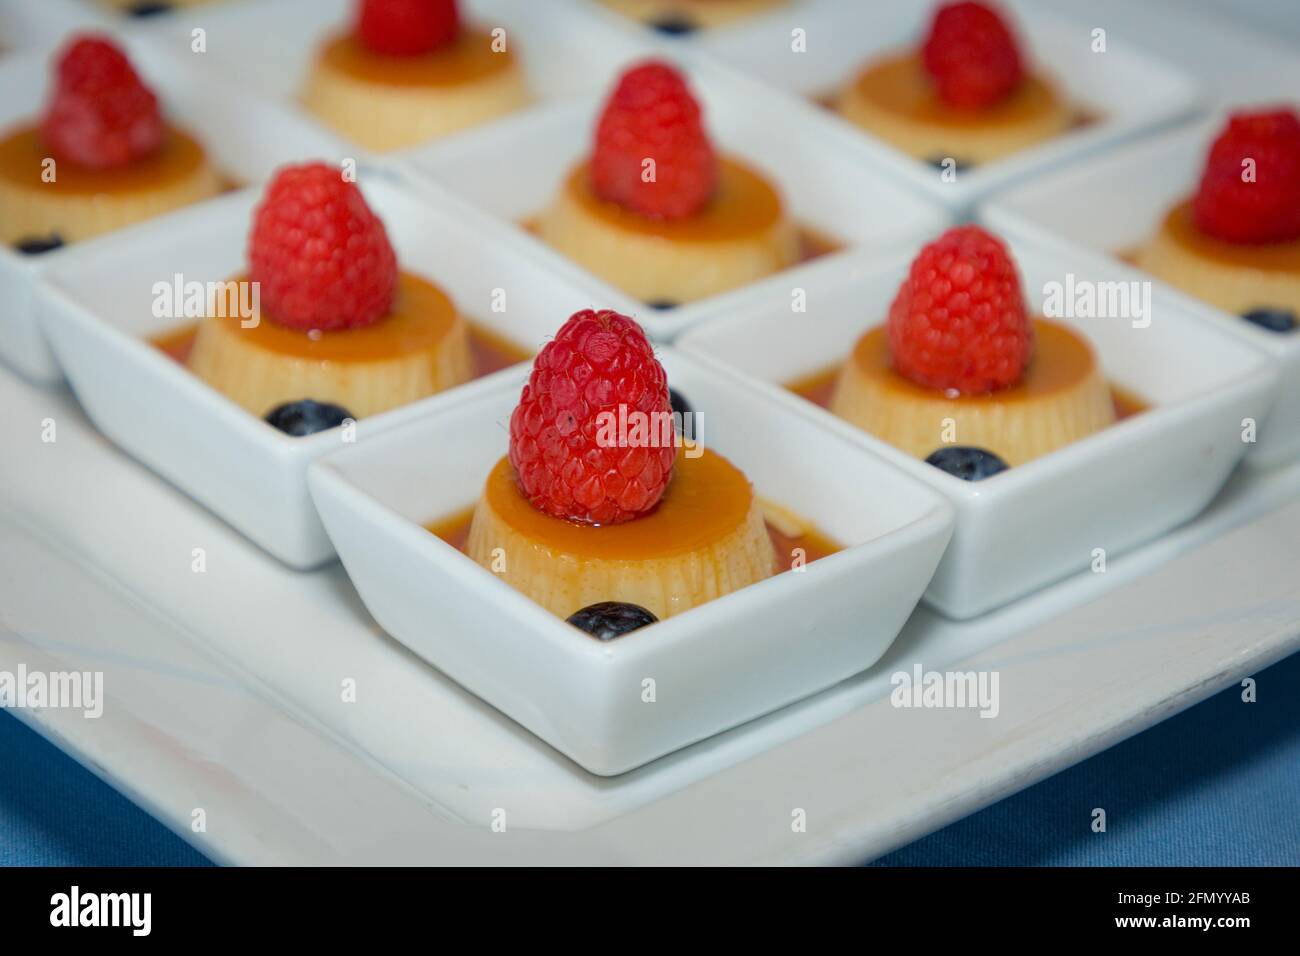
(3, 362, 1298, 865)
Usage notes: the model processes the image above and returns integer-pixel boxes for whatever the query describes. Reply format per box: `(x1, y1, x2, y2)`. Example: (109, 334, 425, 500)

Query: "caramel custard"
(0, 124, 220, 244)
(824, 319, 1132, 466)
(448, 450, 840, 619)
(182, 272, 474, 419)
(301, 28, 529, 151)
(836, 52, 1075, 164)
(1135, 199, 1300, 317)
(536, 157, 800, 304)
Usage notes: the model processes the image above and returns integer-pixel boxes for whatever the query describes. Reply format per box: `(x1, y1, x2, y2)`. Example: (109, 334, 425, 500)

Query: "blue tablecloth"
(2, 650, 1297, 866)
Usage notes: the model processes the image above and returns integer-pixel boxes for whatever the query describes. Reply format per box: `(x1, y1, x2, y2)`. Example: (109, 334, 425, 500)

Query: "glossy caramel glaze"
(317, 29, 516, 87)
(154, 312, 527, 374)
(850, 52, 1062, 128)
(0, 123, 207, 195)
(430, 505, 839, 568)
(477, 450, 755, 560)
(1159, 198, 1300, 272)
(564, 156, 785, 241)
(787, 320, 1148, 419)
(851, 319, 1092, 403)
(198, 272, 459, 360)
(429, 457, 840, 566)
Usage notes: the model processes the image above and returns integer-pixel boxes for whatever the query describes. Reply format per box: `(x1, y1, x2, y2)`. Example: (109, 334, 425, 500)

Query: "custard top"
(563, 155, 786, 241)
(0, 124, 207, 195)
(204, 271, 460, 361)
(851, 52, 1061, 128)
(1160, 198, 1300, 272)
(481, 449, 758, 560)
(317, 28, 516, 88)
(852, 318, 1098, 402)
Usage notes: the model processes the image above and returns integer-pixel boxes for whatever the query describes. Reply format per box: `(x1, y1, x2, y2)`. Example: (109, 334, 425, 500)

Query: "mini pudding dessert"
(431, 309, 842, 632)
(830, 226, 1116, 472)
(1136, 108, 1300, 334)
(536, 60, 799, 305)
(836, 1, 1073, 166)
(0, 35, 220, 249)
(185, 162, 471, 427)
(302, 0, 529, 151)
(598, 0, 787, 34)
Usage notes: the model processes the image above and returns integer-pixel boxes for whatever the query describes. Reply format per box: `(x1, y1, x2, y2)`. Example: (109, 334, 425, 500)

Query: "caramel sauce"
(0, 124, 208, 195)
(787, 319, 1148, 421)
(153, 310, 528, 378)
(427, 454, 840, 567)
(1158, 199, 1300, 272)
(316, 29, 516, 87)
(522, 213, 839, 270)
(563, 157, 786, 241)
(186, 273, 461, 361)
(850, 52, 1067, 129)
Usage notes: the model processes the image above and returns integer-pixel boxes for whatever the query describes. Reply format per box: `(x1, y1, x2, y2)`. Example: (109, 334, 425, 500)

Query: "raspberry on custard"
(1192, 108, 1300, 245)
(509, 309, 676, 525)
(40, 34, 165, 170)
(591, 60, 718, 221)
(356, 0, 460, 57)
(887, 225, 1033, 395)
(921, 1, 1024, 110)
(247, 162, 398, 332)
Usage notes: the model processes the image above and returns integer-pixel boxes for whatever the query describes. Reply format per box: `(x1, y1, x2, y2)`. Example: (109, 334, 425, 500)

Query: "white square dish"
(307, 348, 955, 776)
(693, 0, 1200, 211)
(981, 112, 1300, 467)
(395, 54, 951, 340)
(134, 0, 657, 149)
(677, 236, 1278, 619)
(0, 32, 352, 382)
(34, 174, 642, 569)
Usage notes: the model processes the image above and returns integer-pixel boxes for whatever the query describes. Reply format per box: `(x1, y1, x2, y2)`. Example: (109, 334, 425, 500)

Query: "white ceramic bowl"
(307, 348, 955, 775)
(678, 235, 1279, 619)
(34, 173, 642, 569)
(692, 0, 1200, 212)
(134, 0, 657, 148)
(0, 32, 352, 383)
(395, 53, 951, 340)
(981, 111, 1300, 467)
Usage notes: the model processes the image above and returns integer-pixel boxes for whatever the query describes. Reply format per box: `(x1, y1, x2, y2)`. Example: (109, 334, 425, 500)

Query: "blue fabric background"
(1, 650, 1296, 866)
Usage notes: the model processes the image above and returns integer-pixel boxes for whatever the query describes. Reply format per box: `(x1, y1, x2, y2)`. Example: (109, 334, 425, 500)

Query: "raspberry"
(887, 226, 1033, 395)
(921, 1, 1024, 110)
(509, 310, 676, 525)
(356, 0, 460, 57)
(1192, 108, 1300, 245)
(247, 163, 398, 332)
(40, 34, 164, 170)
(591, 60, 717, 221)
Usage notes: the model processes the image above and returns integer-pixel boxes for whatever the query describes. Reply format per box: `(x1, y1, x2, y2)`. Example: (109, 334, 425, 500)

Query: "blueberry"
(1241, 307, 1296, 333)
(649, 16, 697, 36)
(15, 234, 63, 255)
(668, 387, 692, 419)
(566, 602, 658, 640)
(925, 446, 1008, 481)
(264, 399, 353, 437)
(648, 300, 679, 311)
(127, 2, 173, 15)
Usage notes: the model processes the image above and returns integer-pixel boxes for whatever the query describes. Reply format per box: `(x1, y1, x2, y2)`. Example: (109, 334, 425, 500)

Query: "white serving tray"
(3, 360, 1297, 865)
